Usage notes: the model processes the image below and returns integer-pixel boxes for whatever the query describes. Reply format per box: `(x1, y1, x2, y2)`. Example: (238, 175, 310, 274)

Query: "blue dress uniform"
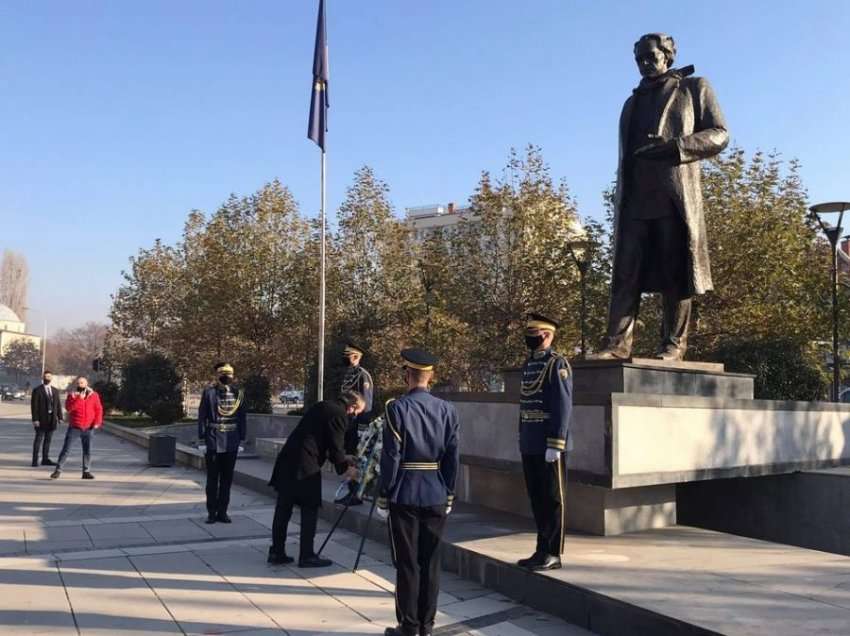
(519, 314, 572, 568)
(378, 349, 459, 636)
(198, 363, 247, 523)
(340, 343, 374, 454)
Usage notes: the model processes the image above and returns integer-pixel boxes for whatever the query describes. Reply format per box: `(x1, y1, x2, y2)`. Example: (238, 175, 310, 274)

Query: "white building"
(0, 304, 42, 356)
(405, 202, 474, 242)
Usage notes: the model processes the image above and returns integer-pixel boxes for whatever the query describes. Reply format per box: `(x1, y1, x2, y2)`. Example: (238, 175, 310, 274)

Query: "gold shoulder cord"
(384, 398, 401, 442)
(217, 389, 244, 418)
(520, 357, 556, 397)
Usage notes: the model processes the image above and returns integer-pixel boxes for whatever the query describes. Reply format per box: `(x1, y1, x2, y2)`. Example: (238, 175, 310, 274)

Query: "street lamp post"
(567, 240, 591, 359)
(810, 201, 850, 402)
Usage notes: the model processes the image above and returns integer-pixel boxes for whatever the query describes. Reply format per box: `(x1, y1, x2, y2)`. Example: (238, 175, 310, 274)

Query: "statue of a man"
(594, 33, 728, 361)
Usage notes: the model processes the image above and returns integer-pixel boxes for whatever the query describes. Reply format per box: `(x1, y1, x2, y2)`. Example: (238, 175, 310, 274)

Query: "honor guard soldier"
(378, 348, 459, 636)
(198, 362, 247, 524)
(518, 313, 572, 571)
(340, 342, 374, 453)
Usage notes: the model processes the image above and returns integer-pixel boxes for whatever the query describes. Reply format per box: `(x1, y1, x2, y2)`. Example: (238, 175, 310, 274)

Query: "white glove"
(545, 448, 561, 463)
(376, 506, 389, 520)
(445, 505, 452, 515)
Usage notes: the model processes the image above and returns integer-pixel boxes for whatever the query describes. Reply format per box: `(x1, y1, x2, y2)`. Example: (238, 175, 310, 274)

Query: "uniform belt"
(211, 423, 237, 432)
(401, 462, 439, 470)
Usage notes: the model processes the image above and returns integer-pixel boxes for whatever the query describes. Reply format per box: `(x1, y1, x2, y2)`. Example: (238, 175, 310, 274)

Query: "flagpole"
(317, 149, 326, 401)
(41, 319, 47, 377)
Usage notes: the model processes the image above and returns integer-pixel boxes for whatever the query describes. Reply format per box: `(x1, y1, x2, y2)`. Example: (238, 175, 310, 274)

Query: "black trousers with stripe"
(388, 504, 447, 635)
(521, 453, 566, 556)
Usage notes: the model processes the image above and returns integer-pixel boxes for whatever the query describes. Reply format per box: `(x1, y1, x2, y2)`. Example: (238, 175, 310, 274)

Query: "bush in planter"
(243, 374, 272, 414)
(117, 353, 184, 421)
(92, 381, 119, 413)
(146, 398, 186, 425)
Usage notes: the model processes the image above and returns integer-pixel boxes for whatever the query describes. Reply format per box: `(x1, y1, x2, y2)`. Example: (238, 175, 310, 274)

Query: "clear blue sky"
(1, 0, 849, 333)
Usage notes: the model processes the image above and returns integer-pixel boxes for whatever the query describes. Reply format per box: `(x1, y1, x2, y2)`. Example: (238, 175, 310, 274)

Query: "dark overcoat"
(31, 384, 62, 430)
(268, 399, 352, 506)
(613, 74, 729, 295)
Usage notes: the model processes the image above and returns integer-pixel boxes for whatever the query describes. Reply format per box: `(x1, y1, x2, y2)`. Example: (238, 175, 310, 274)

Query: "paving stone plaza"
(0, 403, 589, 635)
(4, 400, 850, 635)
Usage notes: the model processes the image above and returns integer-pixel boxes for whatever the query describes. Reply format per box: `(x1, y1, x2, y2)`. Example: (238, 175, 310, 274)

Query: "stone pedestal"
(451, 359, 850, 535)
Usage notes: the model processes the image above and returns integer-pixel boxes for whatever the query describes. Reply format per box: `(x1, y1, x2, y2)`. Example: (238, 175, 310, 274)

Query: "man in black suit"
(30, 370, 62, 467)
(267, 391, 363, 568)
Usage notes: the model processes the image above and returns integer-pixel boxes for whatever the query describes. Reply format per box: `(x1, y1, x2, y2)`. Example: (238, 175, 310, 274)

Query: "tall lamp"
(809, 201, 850, 402)
(567, 240, 591, 359)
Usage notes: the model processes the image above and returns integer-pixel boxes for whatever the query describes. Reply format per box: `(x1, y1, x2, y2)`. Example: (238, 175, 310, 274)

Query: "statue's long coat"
(613, 75, 729, 295)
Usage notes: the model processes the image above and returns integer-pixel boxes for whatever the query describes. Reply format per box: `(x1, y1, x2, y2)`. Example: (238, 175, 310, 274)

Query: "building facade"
(0, 304, 42, 356)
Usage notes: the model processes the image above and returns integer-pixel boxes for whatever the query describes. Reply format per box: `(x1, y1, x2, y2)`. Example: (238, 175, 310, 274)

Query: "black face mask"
(43, 379, 51, 385)
(343, 357, 353, 366)
(219, 375, 231, 385)
(77, 386, 86, 393)
(524, 335, 544, 350)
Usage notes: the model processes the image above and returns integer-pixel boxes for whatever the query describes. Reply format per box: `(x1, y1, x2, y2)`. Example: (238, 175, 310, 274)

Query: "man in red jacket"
(51, 377, 104, 480)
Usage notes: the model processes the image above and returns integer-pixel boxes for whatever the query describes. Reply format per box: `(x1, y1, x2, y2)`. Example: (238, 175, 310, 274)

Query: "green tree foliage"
(111, 181, 315, 391)
(709, 338, 828, 401)
(444, 146, 606, 388)
(1, 340, 41, 382)
(92, 380, 120, 413)
(118, 353, 184, 423)
(108, 145, 834, 404)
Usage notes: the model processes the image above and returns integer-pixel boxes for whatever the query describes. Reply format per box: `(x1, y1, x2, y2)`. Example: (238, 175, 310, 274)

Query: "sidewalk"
(0, 403, 590, 635)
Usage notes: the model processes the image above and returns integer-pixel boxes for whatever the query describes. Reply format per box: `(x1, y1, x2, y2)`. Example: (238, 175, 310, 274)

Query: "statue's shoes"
(586, 349, 629, 361)
(655, 345, 685, 362)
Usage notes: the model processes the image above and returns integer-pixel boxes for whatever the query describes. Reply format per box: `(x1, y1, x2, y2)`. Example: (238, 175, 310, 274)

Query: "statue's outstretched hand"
(634, 139, 678, 162)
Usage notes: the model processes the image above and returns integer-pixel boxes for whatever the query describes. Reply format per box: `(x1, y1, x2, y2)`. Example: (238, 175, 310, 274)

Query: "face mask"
(43, 379, 51, 385)
(524, 335, 544, 350)
(77, 386, 86, 393)
(219, 375, 231, 385)
(343, 356, 353, 366)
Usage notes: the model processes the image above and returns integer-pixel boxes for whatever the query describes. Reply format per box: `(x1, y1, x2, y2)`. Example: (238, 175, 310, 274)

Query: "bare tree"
(46, 322, 109, 377)
(0, 250, 29, 321)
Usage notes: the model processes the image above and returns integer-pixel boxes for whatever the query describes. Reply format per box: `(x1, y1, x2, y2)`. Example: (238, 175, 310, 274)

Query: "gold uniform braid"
(216, 389, 244, 418)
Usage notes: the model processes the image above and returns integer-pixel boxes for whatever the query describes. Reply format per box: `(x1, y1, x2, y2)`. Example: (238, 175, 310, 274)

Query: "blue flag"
(308, 0, 329, 150)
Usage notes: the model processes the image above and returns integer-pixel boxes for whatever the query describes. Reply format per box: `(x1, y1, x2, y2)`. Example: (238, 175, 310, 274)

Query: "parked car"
(278, 389, 304, 405)
(1, 386, 26, 400)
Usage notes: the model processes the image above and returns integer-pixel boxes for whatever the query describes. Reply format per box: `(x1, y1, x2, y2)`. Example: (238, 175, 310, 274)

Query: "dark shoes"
(587, 348, 629, 361)
(517, 552, 542, 567)
(31, 461, 38, 467)
(216, 513, 232, 524)
(42, 459, 57, 466)
(530, 554, 562, 571)
(518, 552, 562, 571)
(384, 624, 431, 636)
(50, 469, 61, 479)
(81, 472, 95, 480)
(205, 515, 217, 524)
(298, 554, 333, 568)
(267, 547, 294, 565)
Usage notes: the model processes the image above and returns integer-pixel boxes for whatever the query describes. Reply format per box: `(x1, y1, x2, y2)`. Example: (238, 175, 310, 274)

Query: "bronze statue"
(593, 33, 728, 361)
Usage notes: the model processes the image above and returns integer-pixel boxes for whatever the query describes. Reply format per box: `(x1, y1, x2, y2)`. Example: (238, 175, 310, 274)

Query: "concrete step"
(255, 437, 287, 460)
